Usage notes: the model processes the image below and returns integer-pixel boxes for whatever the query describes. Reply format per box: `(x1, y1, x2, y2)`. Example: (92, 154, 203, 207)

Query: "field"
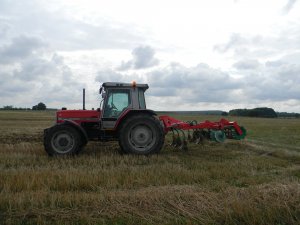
(0, 111, 300, 225)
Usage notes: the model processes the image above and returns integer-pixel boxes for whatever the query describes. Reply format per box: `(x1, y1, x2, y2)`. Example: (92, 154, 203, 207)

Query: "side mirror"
(99, 87, 103, 94)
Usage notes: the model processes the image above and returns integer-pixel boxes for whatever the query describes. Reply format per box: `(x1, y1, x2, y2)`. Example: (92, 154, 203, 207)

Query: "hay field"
(0, 111, 299, 225)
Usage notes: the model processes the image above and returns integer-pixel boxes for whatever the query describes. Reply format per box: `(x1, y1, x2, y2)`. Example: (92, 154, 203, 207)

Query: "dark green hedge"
(229, 107, 277, 118)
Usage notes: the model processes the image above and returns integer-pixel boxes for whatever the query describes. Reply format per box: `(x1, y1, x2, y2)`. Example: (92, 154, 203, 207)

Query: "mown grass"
(0, 111, 299, 225)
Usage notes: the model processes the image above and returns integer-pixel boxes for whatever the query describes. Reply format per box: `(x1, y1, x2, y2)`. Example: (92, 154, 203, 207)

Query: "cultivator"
(159, 116, 247, 150)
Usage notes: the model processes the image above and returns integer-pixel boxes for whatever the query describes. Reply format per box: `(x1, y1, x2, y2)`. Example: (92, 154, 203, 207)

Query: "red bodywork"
(159, 115, 243, 135)
(56, 110, 243, 136)
(57, 110, 100, 124)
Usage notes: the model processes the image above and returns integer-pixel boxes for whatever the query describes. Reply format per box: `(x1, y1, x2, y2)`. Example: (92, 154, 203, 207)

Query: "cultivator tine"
(169, 129, 188, 151)
(170, 129, 181, 147)
(174, 129, 182, 147)
(190, 129, 197, 142)
(188, 129, 204, 145)
(186, 120, 198, 142)
(170, 129, 177, 146)
(187, 130, 192, 141)
(179, 129, 188, 151)
(195, 132, 204, 145)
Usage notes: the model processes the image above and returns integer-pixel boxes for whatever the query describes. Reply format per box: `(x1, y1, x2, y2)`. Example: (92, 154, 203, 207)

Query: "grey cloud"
(242, 61, 300, 101)
(217, 41, 300, 104)
(265, 60, 284, 67)
(44, 20, 145, 51)
(0, 80, 33, 97)
(233, 59, 261, 70)
(146, 56, 300, 105)
(132, 46, 159, 69)
(280, 52, 300, 64)
(0, 0, 111, 107)
(229, 51, 300, 102)
(0, 37, 83, 107)
(0, 19, 11, 40)
(147, 63, 241, 103)
(118, 61, 133, 71)
(214, 34, 271, 55)
(148, 87, 177, 97)
(0, 0, 146, 51)
(214, 25, 300, 61)
(118, 46, 159, 70)
(282, 0, 298, 14)
(95, 69, 124, 83)
(0, 35, 46, 64)
(13, 54, 74, 83)
(213, 33, 247, 53)
(0, 53, 82, 101)
(95, 68, 142, 86)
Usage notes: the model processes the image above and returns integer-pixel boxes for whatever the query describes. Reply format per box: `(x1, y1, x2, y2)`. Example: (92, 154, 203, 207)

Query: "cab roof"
(102, 82, 149, 90)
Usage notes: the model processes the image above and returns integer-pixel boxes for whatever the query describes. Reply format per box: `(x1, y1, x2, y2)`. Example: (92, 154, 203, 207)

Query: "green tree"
(3, 105, 14, 110)
(229, 107, 277, 118)
(32, 102, 46, 110)
(221, 111, 228, 116)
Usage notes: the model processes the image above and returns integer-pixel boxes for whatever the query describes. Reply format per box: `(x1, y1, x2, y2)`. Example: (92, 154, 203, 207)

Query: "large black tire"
(118, 114, 165, 155)
(44, 124, 82, 156)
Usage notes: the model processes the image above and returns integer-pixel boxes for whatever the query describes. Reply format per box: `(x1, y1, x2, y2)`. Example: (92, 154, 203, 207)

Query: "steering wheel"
(111, 102, 118, 111)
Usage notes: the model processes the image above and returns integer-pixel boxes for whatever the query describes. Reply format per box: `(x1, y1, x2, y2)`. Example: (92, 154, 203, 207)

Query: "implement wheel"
(44, 125, 82, 156)
(118, 114, 165, 155)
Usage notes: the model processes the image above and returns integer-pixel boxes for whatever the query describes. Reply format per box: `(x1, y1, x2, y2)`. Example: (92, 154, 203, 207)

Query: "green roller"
(210, 130, 226, 143)
(234, 126, 247, 140)
(224, 126, 247, 140)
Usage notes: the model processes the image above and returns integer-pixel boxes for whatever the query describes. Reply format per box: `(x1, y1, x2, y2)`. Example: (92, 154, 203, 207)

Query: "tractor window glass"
(138, 89, 146, 109)
(104, 90, 131, 117)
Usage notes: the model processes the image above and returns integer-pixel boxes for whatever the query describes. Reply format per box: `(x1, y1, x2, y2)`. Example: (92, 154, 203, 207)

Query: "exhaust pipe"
(83, 88, 86, 110)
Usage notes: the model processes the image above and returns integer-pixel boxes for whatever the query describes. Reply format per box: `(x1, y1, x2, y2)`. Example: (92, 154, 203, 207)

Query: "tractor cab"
(99, 82, 150, 129)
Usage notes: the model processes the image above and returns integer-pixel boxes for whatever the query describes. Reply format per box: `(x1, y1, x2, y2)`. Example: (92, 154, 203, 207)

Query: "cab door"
(102, 89, 131, 129)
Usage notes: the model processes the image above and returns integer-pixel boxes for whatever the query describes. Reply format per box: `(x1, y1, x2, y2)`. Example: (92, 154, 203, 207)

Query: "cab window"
(138, 89, 146, 109)
(103, 89, 131, 117)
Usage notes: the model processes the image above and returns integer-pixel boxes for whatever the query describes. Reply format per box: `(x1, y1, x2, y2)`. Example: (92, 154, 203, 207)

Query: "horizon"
(1, 106, 300, 114)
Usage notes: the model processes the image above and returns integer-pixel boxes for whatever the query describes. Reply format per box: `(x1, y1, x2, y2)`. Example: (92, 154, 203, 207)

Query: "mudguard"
(114, 109, 157, 130)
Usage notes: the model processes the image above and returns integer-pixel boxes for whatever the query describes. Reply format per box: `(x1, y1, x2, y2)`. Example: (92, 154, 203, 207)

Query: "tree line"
(228, 107, 299, 118)
(1, 102, 47, 111)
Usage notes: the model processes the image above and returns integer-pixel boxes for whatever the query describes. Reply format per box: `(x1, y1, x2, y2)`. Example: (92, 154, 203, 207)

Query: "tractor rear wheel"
(44, 125, 82, 156)
(118, 114, 165, 155)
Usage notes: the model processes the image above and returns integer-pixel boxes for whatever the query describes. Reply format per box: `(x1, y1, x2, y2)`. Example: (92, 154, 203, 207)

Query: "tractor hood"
(57, 110, 100, 124)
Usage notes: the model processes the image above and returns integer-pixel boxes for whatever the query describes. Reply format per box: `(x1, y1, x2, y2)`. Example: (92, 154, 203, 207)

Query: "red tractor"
(44, 82, 246, 156)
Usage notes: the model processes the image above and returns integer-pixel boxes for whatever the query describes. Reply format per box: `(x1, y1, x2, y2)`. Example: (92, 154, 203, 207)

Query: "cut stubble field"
(0, 111, 299, 225)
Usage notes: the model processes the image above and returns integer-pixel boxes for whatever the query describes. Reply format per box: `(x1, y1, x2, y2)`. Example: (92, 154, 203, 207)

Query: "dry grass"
(0, 111, 299, 225)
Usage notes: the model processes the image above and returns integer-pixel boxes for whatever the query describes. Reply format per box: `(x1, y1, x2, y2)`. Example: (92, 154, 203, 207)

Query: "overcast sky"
(0, 0, 300, 112)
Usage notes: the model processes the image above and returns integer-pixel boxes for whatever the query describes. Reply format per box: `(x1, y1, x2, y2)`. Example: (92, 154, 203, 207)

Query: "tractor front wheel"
(44, 125, 82, 156)
(118, 114, 165, 155)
